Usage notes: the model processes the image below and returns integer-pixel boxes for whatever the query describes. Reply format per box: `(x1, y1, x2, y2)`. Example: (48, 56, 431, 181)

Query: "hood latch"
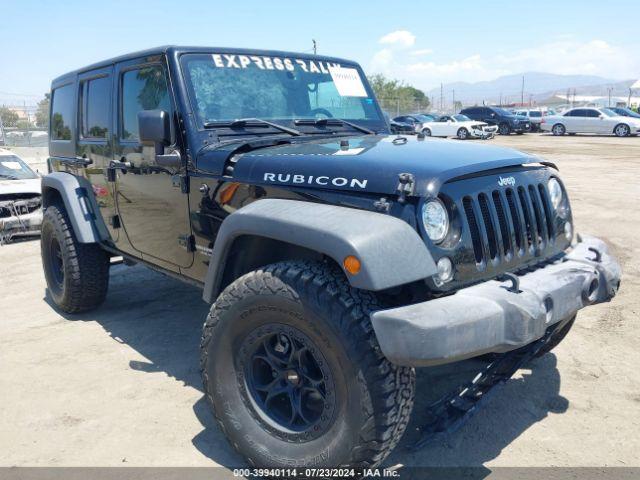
(396, 173, 415, 203)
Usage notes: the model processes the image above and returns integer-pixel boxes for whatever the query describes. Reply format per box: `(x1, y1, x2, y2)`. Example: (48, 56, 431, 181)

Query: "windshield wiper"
(294, 118, 375, 135)
(0, 173, 19, 180)
(203, 118, 302, 136)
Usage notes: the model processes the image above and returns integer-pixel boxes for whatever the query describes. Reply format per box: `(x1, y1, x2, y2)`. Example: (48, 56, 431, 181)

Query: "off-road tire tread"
(200, 260, 415, 468)
(42, 205, 109, 313)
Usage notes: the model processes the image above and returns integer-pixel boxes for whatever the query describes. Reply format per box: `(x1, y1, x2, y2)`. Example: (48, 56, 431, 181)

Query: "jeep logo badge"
(498, 176, 516, 187)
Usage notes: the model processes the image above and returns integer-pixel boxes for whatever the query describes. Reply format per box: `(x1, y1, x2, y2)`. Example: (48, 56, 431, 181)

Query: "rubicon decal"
(263, 173, 368, 189)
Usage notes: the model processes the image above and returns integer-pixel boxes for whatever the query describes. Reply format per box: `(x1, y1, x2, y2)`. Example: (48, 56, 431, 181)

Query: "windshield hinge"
(396, 173, 415, 203)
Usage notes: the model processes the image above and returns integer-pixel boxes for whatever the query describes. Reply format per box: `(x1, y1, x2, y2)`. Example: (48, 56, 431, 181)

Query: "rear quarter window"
(51, 84, 74, 140)
(80, 76, 111, 139)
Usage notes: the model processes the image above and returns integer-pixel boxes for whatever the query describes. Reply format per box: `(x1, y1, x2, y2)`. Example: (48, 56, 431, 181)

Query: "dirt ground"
(1, 134, 638, 469)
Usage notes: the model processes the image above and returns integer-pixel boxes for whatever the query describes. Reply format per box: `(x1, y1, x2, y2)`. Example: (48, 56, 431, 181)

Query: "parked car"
(607, 107, 640, 119)
(541, 107, 640, 137)
(393, 113, 437, 134)
(40, 45, 620, 470)
(514, 109, 543, 131)
(0, 149, 42, 244)
(389, 118, 415, 134)
(460, 106, 530, 135)
(422, 114, 498, 139)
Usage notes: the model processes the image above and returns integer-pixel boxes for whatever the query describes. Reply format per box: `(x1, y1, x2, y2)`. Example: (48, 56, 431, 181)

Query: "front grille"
(0, 196, 41, 218)
(463, 182, 554, 267)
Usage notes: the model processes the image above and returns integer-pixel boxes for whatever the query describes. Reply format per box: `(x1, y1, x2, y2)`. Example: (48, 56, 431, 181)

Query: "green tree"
(367, 74, 429, 115)
(0, 106, 19, 127)
(35, 94, 50, 128)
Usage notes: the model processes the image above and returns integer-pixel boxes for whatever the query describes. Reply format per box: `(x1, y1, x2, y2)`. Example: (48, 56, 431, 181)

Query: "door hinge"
(111, 215, 121, 229)
(172, 174, 190, 194)
(178, 234, 196, 252)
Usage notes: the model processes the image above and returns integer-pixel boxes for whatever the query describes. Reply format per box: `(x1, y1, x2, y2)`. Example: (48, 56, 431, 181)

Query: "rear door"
(77, 67, 119, 241)
(112, 57, 193, 271)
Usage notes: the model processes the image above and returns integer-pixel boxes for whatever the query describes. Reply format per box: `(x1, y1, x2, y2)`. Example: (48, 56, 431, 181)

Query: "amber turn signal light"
(343, 255, 361, 275)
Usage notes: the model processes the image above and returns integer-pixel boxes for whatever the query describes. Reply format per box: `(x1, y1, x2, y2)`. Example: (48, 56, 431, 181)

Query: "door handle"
(110, 161, 132, 170)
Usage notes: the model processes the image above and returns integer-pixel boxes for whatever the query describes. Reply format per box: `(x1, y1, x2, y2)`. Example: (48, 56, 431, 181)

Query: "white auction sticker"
(1, 161, 21, 170)
(328, 66, 368, 97)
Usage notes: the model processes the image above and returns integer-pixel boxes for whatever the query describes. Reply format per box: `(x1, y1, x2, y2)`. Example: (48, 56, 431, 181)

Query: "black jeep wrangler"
(461, 106, 531, 135)
(41, 46, 620, 470)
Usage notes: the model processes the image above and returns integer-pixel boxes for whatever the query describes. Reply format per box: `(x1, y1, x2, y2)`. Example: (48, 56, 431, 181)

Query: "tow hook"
(498, 272, 521, 293)
(588, 247, 602, 263)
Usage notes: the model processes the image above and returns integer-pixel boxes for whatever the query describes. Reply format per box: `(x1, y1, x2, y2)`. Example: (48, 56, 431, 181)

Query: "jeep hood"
(0, 178, 41, 196)
(229, 134, 539, 197)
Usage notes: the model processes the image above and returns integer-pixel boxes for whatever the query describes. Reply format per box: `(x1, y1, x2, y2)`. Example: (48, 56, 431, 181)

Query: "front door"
(112, 58, 193, 271)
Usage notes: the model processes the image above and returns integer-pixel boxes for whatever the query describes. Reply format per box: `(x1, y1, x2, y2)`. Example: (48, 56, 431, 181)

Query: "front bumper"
(0, 209, 43, 243)
(370, 235, 621, 367)
(470, 127, 497, 139)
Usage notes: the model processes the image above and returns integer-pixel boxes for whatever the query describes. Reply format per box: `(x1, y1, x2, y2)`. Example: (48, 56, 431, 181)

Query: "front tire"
(422, 127, 432, 136)
(200, 260, 415, 468)
(457, 127, 469, 140)
(41, 205, 110, 313)
(535, 315, 576, 358)
(498, 123, 511, 135)
(614, 123, 630, 137)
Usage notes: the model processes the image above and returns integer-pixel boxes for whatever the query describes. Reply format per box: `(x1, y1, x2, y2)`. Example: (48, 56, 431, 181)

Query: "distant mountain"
(426, 72, 623, 104)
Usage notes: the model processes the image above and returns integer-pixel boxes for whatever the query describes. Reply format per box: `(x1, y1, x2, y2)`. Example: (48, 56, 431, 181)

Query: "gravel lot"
(1, 134, 638, 469)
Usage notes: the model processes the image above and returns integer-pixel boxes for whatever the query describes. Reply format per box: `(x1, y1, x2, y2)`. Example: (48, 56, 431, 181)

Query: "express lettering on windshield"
(212, 53, 340, 74)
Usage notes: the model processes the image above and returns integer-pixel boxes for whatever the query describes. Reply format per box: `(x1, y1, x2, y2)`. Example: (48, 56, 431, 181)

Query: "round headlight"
(548, 178, 563, 210)
(422, 199, 449, 244)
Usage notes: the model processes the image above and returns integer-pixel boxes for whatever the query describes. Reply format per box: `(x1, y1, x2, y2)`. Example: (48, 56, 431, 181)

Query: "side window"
(121, 65, 170, 141)
(80, 76, 110, 139)
(51, 84, 74, 141)
(586, 109, 600, 118)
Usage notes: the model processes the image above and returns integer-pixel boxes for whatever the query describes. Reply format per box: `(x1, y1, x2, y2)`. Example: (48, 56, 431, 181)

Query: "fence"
(0, 128, 48, 147)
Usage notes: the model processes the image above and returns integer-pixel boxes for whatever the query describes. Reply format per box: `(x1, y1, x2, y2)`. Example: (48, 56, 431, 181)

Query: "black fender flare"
(202, 199, 437, 303)
(41, 172, 110, 243)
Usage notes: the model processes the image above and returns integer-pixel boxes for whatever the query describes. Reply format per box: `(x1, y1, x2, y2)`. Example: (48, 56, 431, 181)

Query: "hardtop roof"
(51, 45, 360, 86)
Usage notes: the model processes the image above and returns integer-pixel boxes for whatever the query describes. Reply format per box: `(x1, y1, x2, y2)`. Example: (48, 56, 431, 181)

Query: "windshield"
(600, 109, 617, 117)
(0, 155, 37, 179)
(181, 53, 383, 129)
(492, 107, 513, 116)
(529, 111, 542, 117)
(414, 114, 435, 122)
(453, 114, 470, 121)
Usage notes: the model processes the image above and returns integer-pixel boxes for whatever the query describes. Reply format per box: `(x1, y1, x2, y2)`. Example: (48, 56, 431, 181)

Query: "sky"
(0, 0, 638, 104)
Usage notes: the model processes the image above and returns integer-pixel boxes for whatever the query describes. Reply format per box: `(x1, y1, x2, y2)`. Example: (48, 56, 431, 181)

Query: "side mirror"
(138, 110, 171, 154)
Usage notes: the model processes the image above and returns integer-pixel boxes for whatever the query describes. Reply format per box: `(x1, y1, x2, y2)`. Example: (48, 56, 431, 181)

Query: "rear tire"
(422, 127, 432, 136)
(41, 204, 110, 313)
(200, 260, 415, 468)
(552, 123, 566, 136)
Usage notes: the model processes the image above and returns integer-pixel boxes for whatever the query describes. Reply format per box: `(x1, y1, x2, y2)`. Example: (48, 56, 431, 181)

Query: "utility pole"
(521, 75, 525, 106)
(607, 87, 613, 107)
(499, 91, 502, 106)
(312, 39, 317, 55)
(452, 89, 455, 113)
